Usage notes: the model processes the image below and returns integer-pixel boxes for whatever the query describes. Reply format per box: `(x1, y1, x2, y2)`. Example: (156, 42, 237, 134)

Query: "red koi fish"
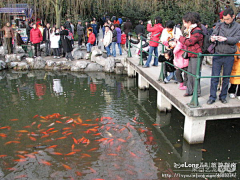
(33, 114, 39, 118)
(55, 121, 62, 123)
(95, 138, 108, 142)
(81, 153, 91, 157)
(75, 171, 82, 176)
(88, 148, 98, 152)
(29, 136, 37, 141)
(65, 118, 74, 124)
(0, 155, 7, 158)
(0, 133, 7, 138)
(72, 137, 78, 144)
(128, 151, 138, 157)
(0, 126, 11, 130)
(71, 144, 75, 151)
(118, 138, 126, 142)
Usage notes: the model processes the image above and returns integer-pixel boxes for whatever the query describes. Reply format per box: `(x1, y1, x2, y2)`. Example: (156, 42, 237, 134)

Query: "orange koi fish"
(55, 136, 67, 140)
(66, 132, 73, 136)
(46, 145, 58, 149)
(29, 136, 37, 141)
(128, 151, 138, 157)
(95, 138, 108, 142)
(10, 119, 18, 121)
(73, 113, 80, 116)
(81, 153, 91, 157)
(77, 117, 83, 124)
(65, 118, 74, 124)
(41, 134, 49, 139)
(39, 159, 52, 166)
(88, 148, 98, 152)
(75, 171, 82, 176)
(5, 141, 20, 145)
(72, 137, 78, 144)
(16, 130, 29, 133)
(13, 159, 26, 162)
(0, 126, 11, 130)
(89, 167, 96, 173)
(14, 174, 27, 179)
(37, 124, 42, 129)
(116, 145, 121, 152)
(16, 155, 25, 159)
(51, 152, 63, 155)
(25, 154, 35, 158)
(152, 124, 161, 126)
(118, 138, 126, 142)
(16, 151, 28, 154)
(31, 121, 36, 126)
(23, 125, 31, 129)
(46, 128, 55, 132)
(55, 121, 62, 123)
(71, 144, 75, 151)
(108, 154, 118, 156)
(62, 163, 72, 170)
(49, 130, 59, 134)
(101, 117, 113, 121)
(65, 152, 76, 156)
(62, 127, 72, 130)
(0, 133, 7, 138)
(0, 155, 7, 158)
(85, 119, 92, 121)
(93, 133, 101, 136)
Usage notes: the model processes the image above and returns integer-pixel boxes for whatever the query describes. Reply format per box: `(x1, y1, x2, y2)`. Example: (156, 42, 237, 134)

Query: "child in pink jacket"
(169, 38, 189, 90)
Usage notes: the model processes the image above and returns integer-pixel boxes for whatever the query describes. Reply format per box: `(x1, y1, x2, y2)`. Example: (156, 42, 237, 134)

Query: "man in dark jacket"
(77, 20, 84, 47)
(43, 23, 51, 56)
(135, 20, 145, 35)
(123, 18, 132, 48)
(207, 8, 240, 105)
(64, 18, 72, 33)
(60, 25, 74, 61)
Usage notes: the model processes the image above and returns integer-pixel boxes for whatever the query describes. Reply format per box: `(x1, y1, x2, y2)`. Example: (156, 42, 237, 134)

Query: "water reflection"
(0, 70, 238, 179)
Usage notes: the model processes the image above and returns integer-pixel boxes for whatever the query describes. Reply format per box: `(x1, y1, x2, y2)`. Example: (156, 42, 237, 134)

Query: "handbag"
(182, 48, 188, 59)
(207, 43, 216, 54)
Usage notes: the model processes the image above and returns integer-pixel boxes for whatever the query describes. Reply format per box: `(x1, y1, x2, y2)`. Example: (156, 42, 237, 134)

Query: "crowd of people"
(1, 8, 240, 104)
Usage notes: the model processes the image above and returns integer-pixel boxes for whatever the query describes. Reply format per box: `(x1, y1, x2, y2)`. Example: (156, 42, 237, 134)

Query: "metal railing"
(127, 33, 240, 108)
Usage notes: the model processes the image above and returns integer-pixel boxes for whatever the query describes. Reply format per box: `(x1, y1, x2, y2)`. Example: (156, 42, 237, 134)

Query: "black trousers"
(33, 43, 41, 57)
(228, 84, 240, 96)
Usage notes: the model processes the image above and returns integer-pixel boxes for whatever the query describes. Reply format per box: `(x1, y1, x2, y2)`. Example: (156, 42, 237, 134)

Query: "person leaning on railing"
(207, 8, 240, 105)
(175, 12, 203, 97)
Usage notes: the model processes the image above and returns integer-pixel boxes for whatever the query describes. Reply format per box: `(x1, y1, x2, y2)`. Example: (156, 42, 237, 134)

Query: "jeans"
(117, 43, 122, 55)
(86, 43, 93, 53)
(209, 55, 234, 100)
(106, 43, 112, 57)
(165, 71, 177, 82)
(45, 40, 50, 55)
(53, 48, 59, 56)
(145, 46, 158, 67)
(112, 42, 116, 57)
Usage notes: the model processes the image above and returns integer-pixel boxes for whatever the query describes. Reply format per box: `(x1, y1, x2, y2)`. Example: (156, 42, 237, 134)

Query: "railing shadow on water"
(127, 33, 240, 108)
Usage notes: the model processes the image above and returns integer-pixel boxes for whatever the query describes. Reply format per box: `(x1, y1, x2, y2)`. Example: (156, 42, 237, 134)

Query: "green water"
(0, 70, 238, 180)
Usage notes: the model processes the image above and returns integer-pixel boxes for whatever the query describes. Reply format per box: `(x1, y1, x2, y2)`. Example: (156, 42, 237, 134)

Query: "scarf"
(183, 24, 197, 38)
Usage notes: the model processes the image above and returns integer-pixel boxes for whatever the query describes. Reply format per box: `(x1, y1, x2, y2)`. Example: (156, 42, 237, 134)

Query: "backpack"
(121, 34, 126, 44)
(192, 30, 211, 54)
(66, 29, 73, 40)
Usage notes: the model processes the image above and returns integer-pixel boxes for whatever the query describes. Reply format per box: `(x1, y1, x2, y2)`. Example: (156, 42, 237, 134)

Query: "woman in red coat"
(143, 17, 164, 68)
(30, 23, 43, 57)
(177, 12, 203, 97)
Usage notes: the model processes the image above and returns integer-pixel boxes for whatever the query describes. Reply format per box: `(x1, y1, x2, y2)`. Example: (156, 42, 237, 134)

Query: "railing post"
(127, 33, 132, 58)
(139, 36, 144, 66)
(158, 44, 165, 81)
(188, 53, 202, 107)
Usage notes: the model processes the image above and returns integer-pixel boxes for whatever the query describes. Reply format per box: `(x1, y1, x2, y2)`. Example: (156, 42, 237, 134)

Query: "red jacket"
(30, 28, 43, 44)
(179, 27, 203, 58)
(147, 23, 163, 47)
(88, 32, 96, 45)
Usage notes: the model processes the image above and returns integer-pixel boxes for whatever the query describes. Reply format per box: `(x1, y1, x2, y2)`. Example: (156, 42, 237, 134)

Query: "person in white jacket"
(50, 27, 60, 58)
(160, 20, 182, 47)
(103, 25, 112, 57)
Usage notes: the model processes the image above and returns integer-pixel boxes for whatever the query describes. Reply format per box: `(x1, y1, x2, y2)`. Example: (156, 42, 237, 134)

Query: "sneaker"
(229, 93, 236, 99)
(237, 96, 240, 100)
(53, 56, 57, 59)
(57, 56, 60, 59)
(164, 78, 169, 83)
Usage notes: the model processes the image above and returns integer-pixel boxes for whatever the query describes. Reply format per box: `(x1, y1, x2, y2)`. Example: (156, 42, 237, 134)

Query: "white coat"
(50, 32, 60, 48)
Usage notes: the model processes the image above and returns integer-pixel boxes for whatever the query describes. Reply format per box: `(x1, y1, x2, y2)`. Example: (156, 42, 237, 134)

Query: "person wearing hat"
(77, 20, 84, 47)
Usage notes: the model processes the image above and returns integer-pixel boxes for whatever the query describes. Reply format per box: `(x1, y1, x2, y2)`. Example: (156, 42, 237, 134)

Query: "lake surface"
(0, 70, 238, 180)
